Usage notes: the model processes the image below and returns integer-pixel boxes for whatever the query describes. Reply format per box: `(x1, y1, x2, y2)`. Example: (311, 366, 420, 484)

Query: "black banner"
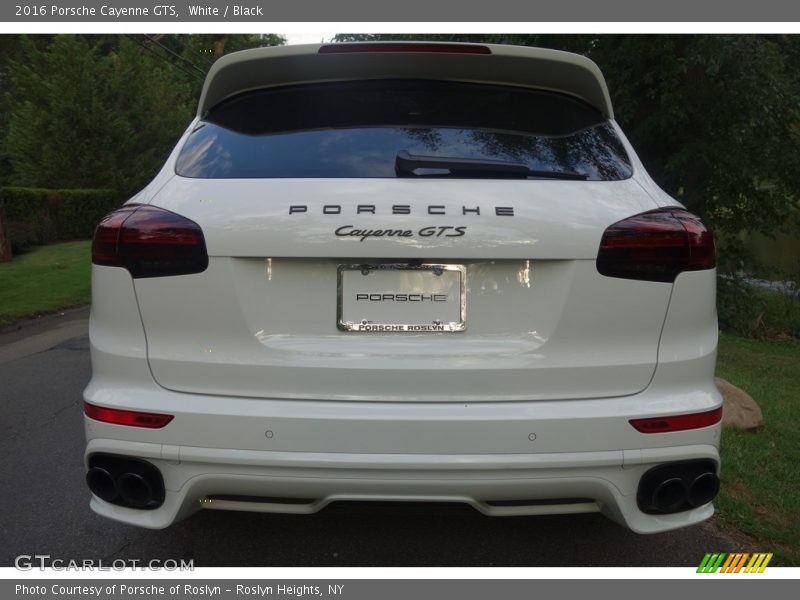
(4, 0, 800, 22)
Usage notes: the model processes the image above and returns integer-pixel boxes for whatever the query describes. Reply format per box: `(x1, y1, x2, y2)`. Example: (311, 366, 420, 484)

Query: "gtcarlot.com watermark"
(14, 554, 194, 571)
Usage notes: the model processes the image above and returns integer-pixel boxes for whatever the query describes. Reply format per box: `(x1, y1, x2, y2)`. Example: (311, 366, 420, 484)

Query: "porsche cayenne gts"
(84, 42, 721, 532)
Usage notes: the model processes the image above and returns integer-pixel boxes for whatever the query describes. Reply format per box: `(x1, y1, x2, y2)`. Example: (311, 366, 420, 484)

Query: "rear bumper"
(84, 371, 721, 533)
(85, 437, 718, 533)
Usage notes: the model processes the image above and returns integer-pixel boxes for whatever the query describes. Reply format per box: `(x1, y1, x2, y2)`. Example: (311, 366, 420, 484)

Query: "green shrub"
(2, 187, 56, 244)
(1, 186, 120, 243)
(718, 274, 800, 339)
(53, 189, 121, 239)
(6, 221, 39, 253)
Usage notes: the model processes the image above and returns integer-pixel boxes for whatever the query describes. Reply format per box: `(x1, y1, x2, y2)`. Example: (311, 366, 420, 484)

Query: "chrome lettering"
(335, 225, 414, 242)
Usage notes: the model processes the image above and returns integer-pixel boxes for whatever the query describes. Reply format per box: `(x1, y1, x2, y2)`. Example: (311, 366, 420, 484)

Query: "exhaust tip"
(637, 460, 719, 514)
(651, 477, 688, 513)
(117, 472, 154, 508)
(86, 467, 118, 502)
(87, 454, 165, 510)
(687, 472, 720, 507)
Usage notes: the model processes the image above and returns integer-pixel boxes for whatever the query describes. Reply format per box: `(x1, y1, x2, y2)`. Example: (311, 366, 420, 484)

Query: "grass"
(715, 332, 800, 565)
(0, 240, 91, 327)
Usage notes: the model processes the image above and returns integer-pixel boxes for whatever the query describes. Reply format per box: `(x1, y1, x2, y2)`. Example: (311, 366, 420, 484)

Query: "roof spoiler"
(197, 42, 614, 119)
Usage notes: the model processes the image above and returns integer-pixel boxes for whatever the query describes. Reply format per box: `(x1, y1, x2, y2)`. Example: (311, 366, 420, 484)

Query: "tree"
(565, 35, 800, 252)
(2, 34, 286, 197)
(0, 35, 51, 186)
(3, 36, 193, 194)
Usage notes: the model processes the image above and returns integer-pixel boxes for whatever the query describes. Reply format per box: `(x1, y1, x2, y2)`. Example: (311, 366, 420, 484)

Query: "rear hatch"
(135, 178, 668, 402)
(132, 46, 671, 402)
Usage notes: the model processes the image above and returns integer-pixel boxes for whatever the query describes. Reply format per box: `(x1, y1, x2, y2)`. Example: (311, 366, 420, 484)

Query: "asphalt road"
(0, 310, 740, 567)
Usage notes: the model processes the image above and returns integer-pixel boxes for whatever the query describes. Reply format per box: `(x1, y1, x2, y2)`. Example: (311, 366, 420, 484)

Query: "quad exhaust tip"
(637, 460, 719, 515)
(85, 454, 164, 510)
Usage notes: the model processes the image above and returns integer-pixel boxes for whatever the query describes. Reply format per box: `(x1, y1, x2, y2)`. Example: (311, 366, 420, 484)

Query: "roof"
(197, 42, 614, 119)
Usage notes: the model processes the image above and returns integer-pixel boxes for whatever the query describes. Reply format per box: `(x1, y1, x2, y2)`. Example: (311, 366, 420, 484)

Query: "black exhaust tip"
(651, 477, 688, 513)
(117, 472, 154, 508)
(86, 454, 165, 510)
(86, 467, 118, 502)
(687, 472, 720, 507)
(637, 460, 719, 514)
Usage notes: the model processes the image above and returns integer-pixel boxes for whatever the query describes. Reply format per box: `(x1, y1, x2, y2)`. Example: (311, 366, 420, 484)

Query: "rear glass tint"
(176, 80, 632, 180)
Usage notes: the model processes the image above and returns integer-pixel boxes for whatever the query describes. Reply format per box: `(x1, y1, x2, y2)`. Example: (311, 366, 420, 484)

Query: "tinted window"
(176, 80, 632, 180)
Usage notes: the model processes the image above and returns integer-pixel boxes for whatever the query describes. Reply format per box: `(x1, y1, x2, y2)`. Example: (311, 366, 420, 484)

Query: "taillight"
(92, 205, 208, 278)
(318, 43, 492, 55)
(84, 402, 174, 429)
(596, 207, 715, 282)
(629, 407, 723, 433)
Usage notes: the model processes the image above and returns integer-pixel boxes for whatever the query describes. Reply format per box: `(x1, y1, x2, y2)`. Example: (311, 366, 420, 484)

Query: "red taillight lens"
(84, 402, 174, 429)
(91, 205, 139, 265)
(92, 205, 208, 278)
(318, 43, 491, 55)
(596, 207, 715, 282)
(629, 407, 722, 433)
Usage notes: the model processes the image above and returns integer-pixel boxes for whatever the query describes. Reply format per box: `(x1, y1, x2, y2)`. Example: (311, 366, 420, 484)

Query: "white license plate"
(337, 264, 466, 332)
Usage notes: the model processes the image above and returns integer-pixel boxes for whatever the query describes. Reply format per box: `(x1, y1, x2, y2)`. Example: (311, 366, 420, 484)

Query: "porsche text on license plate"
(337, 264, 466, 332)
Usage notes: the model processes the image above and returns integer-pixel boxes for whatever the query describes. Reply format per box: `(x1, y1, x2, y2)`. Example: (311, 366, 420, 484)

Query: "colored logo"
(697, 552, 773, 573)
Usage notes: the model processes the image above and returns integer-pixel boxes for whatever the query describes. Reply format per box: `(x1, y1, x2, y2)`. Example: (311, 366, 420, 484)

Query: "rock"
(715, 377, 764, 430)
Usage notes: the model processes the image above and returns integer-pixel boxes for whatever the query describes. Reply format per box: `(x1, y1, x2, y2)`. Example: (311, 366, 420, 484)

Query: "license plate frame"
(337, 263, 466, 333)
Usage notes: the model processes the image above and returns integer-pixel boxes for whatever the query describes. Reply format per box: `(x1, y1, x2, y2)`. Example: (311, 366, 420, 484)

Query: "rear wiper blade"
(395, 150, 589, 180)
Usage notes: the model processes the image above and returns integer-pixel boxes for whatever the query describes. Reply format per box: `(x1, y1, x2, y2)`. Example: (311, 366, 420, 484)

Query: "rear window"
(176, 80, 632, 180)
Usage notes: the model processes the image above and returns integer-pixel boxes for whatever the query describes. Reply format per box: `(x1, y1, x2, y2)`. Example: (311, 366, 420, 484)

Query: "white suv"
(84, 42, 722, 533)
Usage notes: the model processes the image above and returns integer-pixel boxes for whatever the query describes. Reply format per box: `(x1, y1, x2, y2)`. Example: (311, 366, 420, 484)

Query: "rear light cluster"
(596, 207, 715, 282)
(92, 205, 208, 278)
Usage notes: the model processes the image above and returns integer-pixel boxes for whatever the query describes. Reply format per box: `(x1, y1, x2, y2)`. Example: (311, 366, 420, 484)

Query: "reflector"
(84, 402, 174, 429)
(629, 407, 722, 433)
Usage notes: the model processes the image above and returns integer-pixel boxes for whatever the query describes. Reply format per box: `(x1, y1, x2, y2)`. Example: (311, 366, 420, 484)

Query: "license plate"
(337, 264, 466, 332)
